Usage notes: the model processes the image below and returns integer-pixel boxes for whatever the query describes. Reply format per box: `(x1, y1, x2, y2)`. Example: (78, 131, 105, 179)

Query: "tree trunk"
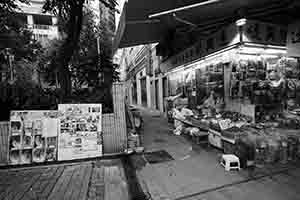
(53, 0, 84, 101)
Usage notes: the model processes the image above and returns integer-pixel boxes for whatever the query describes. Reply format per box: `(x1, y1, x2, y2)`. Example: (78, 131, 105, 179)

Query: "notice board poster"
(9, 111, 60, 165)
(58, 104, 102, 161)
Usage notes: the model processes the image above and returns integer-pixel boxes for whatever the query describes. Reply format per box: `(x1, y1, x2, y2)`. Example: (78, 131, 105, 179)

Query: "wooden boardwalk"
(0, 159, 129, 200)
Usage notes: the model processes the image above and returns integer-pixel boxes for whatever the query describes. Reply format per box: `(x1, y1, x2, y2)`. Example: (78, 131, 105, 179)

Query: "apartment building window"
(33, 15, 52, 26)
(34, 34, 48, 40)
(15, 14, 27, 25)
(34, 34, 49, 46)
(33, 24, 51, 30)
(0, 64, 8, 82)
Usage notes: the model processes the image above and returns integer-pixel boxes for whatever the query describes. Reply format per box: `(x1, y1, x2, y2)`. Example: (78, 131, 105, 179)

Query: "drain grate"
(143, 150, 174, 164)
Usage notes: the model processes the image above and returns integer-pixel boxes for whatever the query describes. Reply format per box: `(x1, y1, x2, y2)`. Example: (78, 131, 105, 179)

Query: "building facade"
(119, 43, 165, 112)
(116, 0, 300, 116)
(16, 0, 103, 47)
(17, 0, 59, 46)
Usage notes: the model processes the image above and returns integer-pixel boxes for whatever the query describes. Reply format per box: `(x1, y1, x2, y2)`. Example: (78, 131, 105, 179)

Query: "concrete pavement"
(131, 106, 300, 200)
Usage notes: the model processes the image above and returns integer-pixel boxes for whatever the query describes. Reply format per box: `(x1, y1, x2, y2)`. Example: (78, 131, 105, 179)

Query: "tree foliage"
(0, 0, 42, 63)
(42, 0, 118, 101)
(41, 4, 119, 88)
(0, 0, 53, 120)
(42, 0, 85, 100)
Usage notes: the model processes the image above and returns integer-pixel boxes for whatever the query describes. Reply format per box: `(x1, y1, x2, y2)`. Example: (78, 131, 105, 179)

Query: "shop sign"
(58, 104, 102, 161)
(243, 20, 287, 46)
(169, 23, 238, 68)
(165, 20, 286, 71)
(287, 21, 300, 57)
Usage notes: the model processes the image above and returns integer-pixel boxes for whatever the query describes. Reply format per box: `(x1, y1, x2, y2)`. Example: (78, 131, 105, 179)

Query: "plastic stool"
(220, 154, 240, 171)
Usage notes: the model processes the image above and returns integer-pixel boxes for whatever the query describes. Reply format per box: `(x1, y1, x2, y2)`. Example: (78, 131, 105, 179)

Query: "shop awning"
(113, 0, 297, 52)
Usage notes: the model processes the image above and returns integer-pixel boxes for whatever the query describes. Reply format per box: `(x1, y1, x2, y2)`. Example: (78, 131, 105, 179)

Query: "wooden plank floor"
(0, 159, 129, 200)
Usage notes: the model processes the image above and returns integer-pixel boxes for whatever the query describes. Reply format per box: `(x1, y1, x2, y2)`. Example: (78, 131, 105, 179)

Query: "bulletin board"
(9, 111, 60, 165)
(57, 104, 102, 161)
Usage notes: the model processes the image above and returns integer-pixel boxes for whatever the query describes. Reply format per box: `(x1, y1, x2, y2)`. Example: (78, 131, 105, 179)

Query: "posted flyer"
(57, 104, 102, 161)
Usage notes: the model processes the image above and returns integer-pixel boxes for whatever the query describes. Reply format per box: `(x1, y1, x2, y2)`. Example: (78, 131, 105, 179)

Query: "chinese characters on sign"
(167, 21, 287, 69)
(244, 21, 287, 45)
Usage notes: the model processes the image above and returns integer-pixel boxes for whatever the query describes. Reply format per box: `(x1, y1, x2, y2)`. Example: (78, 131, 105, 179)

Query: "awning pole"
(149, 0, 221, 18)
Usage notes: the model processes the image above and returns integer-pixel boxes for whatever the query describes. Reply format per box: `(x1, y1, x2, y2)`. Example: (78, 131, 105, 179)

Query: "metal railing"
(26, 24, 57, 30)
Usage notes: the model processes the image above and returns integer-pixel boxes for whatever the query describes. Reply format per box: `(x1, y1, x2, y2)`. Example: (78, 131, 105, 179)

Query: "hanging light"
(236, 18, 247, 27)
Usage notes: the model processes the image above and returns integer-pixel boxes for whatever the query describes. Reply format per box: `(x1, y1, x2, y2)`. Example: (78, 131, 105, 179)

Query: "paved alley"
(131, 107, 300, 200)
(0, 159, 129, 200)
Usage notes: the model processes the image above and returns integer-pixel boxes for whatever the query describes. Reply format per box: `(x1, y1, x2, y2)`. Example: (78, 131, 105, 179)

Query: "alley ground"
(131, 106, 300, 200)
(0, 159, 129, 200)
(1, 107, 300, 200)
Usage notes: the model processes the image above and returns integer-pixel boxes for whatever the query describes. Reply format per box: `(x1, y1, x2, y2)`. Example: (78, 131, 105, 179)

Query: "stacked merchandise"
(127, 131, 141, 151)
(203, 109, 300, 169)
(222, 125, 300, 169)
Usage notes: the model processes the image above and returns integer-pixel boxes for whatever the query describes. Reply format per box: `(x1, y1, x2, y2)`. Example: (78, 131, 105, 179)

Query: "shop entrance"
(140, 77, 147, 107)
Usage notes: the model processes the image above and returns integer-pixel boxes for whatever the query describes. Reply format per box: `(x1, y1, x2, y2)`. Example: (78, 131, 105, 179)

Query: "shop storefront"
(163, 19, 300, 169)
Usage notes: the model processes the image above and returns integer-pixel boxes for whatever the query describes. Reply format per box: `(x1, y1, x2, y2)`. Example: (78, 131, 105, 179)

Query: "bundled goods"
(287, 136, 298, 161)
(265, 137, 280, 163)
(182, 127, 192, 135)
(221, 126, 243, 140)
(222, 140, 236, 154)
(128, 134, 140, 149)
(277, 117, 300, 129)
(221, 111, 252, 122)
(173, 123, 183, 135)
(254, 136, 268, 168)
(279, 138, 288, 164)
(210, 119, 221, 131)
(189, 127, 201, 144)
(235, 136, 255, 168)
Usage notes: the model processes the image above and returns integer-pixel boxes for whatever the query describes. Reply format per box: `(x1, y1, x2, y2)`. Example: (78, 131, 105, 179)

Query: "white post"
(27, 15, 34, 27)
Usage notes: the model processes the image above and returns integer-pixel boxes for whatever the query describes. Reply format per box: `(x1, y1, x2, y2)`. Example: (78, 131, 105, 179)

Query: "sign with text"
(243, 20, 287, 46)
(169, 24, 238, 68)
(58, 104, 102, 161)
(161, 20, 287, 73)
